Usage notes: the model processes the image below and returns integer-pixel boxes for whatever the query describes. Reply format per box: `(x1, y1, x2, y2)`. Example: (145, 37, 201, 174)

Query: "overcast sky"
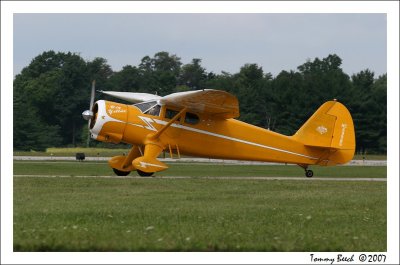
(13, 13, 387, 77)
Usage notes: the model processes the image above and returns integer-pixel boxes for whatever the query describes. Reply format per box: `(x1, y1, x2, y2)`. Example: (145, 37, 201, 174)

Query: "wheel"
(137, 170, 154, 177)
(305, 169, 314, 178)
(112, 168, 131, 176)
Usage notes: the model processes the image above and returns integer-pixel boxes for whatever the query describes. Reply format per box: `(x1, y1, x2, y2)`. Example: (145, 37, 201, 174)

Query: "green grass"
(13, 161, 387, 251)
(14, 176, 386, 251)
(13, 160, 387, 178)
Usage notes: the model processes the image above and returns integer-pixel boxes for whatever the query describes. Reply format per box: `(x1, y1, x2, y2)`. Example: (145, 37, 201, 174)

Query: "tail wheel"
(137, 170, 154, 177)
(112, 168, 131, 176)
(305, 170, 314, 178)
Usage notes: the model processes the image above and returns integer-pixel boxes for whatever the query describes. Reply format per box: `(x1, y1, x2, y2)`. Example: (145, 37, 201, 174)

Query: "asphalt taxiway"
(13, 156, 387, 166)
(13, 175, 387, 182)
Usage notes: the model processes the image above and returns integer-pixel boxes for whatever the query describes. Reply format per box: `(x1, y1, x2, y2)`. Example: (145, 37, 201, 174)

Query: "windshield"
(134, 101, 157, 113)
(134, 101, 161, 116)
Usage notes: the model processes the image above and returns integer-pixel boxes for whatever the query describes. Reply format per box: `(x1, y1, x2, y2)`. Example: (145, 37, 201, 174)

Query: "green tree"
(14, 93, 62, 151)
(297, 54, 352, 107)
(206, 71, 235, 92)
(233, 64, 270, 127)
(14, 51, 91, 149)
(13, 51, 386, 154)
(109, 65, 142, 92)
(350, 70, 386, 153)
(268, 54, 354, 136)
(152, 52, 182, 95)
(271, 70, 305, 135)
(87, 57, 114, 91)
(178, 58, 207, 90)
(138, 56, 158, 93)
(371, 74, 387, 153)
(137, 52, 182, 95)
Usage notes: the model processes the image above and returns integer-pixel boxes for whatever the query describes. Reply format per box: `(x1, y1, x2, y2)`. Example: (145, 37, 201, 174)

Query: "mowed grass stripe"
(13, 161, 387, 178)
(13, 176, 386, 251)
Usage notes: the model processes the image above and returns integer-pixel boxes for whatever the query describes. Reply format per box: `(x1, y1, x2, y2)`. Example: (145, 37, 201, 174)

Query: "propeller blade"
(83, 80, 96, 147)
(82, 80, 96, 126)
(89, 80, 96, 110)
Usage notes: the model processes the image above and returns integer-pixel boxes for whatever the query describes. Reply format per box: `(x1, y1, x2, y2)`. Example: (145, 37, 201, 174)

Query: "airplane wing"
(99, 91, 161, 103)
(160, 89, 239, 119)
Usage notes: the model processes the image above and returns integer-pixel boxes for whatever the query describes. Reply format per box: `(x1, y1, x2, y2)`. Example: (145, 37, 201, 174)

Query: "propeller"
(82, 80, 96, 147)
(82, 80, 96, 123)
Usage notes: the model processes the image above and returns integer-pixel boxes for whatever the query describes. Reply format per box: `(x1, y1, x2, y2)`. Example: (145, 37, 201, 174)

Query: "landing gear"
(305, 169, 314, 178)
(137, 170, 154, 177)
(112, 168, 154, 177)
(298, 164, 314, 178)
(112, 168, 131, 176)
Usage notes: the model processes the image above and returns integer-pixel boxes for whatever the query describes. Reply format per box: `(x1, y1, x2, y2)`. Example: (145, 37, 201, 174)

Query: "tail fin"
(292, 100, 355, 165)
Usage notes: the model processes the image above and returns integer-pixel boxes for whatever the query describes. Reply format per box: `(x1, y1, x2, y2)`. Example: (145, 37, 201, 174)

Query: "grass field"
(13, 161, 387, 252)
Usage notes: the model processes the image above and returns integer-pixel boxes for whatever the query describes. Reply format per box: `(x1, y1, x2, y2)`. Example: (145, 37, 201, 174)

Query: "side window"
(145, 105, 161, 116)
(185, 112, 199, 125)
(165, 108, 180, 121)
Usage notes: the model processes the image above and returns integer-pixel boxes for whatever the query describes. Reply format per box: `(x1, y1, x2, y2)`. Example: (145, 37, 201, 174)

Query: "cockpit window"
(134, 101, 158, 114)
(145, 104, 161, 116)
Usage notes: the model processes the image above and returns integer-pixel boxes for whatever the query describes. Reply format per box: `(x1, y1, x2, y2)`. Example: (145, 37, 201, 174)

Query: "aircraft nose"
(88, 100, 128, 143)
(82, 101, 100, 135)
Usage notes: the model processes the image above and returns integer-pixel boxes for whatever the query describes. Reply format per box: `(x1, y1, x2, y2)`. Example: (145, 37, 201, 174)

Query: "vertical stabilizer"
(292, 101, 355, 165)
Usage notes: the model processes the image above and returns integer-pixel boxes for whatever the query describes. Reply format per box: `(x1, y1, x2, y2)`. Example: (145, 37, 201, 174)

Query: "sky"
(13, 13, 387, 77)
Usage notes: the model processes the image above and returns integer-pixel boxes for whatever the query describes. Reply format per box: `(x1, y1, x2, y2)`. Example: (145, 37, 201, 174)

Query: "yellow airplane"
(82, 81, 355, 178)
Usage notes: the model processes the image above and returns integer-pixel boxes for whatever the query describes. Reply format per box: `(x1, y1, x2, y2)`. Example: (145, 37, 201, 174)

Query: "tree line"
(13, 51, 386, 154)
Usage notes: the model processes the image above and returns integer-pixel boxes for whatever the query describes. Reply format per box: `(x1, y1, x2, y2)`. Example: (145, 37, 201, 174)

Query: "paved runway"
(13, 174, 387, 182)
(13, 156, 387, 166)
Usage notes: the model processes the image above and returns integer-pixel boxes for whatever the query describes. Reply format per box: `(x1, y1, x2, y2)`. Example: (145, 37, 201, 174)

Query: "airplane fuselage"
(90, 100, 333, 166)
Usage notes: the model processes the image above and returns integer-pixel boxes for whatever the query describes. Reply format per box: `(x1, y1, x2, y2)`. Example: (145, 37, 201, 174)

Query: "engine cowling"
(89, 100, 128, 144)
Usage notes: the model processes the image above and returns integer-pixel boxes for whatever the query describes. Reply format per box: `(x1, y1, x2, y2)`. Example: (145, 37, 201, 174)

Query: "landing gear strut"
(298, 164, 314, 178)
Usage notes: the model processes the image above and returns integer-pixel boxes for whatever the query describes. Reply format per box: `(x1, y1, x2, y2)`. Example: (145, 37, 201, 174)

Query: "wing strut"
(151, 108, 187, 139)
(122, 145, 142, 169)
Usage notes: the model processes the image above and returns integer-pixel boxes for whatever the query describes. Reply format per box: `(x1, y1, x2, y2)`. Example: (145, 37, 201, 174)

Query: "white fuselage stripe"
(151, 118, 318, 160)
(99, 112, 318, 161)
